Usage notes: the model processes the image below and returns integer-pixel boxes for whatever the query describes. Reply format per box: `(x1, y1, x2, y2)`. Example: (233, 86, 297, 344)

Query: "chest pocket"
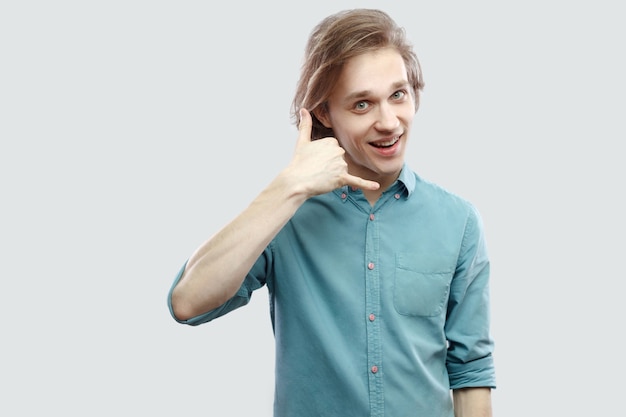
(393, 252, 454, 317)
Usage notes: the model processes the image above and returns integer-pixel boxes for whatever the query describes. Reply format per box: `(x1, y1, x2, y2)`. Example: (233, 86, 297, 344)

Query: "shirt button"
(369, 314, 376, 322)
(369, 213, 375, 221)
(367, 262, 375, 270)
(394, 193, 401, 199)
(351, 186, 358, 191)
(341, 192, 347, 199)
(371, 365, 378, 374)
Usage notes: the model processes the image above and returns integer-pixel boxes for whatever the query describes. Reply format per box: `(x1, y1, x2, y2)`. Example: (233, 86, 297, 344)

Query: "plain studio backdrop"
(1, 1, 623, 415)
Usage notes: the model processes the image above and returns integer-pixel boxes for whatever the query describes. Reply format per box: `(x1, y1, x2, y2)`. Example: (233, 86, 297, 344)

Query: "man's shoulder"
(414, 172, 470, 203)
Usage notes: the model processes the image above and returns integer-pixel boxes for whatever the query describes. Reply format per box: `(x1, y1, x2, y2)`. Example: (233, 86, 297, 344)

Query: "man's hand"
(286, 108, 380, 198)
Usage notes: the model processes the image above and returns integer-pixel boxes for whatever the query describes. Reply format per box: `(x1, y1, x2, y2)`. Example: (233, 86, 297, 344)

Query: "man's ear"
(312, 105, 332, 128)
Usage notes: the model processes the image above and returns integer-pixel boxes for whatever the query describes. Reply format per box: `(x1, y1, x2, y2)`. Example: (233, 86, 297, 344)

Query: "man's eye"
(392, 90, 406, 100)
(355, 101, 369, 110)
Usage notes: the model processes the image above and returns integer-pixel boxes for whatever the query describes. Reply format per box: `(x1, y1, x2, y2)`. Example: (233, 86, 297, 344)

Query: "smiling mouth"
(370, 136, 400, 148)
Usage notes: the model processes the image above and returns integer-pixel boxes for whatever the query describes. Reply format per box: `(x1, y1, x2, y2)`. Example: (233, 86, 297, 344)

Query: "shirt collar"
(397, 163, 415, 197)
(336, 163, 415, 199)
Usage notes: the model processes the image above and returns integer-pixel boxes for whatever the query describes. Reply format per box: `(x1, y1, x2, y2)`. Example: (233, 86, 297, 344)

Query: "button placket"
(364, 206, 382, 410)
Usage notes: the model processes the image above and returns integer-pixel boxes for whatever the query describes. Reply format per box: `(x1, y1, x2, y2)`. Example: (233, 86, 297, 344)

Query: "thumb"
(296, 108, 313, 146)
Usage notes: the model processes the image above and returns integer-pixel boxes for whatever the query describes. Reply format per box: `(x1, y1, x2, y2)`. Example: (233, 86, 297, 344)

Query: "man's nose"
(374, 102, 400, 131)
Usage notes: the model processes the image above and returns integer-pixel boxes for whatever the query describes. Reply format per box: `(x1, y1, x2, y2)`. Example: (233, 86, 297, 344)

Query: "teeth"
(372, 136, 399, 147)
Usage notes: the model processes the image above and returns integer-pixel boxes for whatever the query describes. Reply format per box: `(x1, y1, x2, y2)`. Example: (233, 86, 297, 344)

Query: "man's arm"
(170, 109, 379, 320)
(453, 387, 493, 417)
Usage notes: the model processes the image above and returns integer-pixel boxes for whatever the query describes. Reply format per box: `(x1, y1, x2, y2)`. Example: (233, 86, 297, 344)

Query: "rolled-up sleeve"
(167, 248, 270, 326)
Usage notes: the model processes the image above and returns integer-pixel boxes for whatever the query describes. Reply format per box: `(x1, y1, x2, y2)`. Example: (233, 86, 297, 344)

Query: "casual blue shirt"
(168, 164, 496, 417)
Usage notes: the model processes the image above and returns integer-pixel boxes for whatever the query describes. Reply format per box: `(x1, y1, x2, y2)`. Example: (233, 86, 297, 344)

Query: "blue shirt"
(168, 165, 496, 417)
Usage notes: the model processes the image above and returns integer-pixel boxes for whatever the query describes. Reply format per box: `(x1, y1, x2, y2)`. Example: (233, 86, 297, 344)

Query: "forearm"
(170, 108, 380, 321)
(453, 387, 493, 417)
(171, 172, 308, 320)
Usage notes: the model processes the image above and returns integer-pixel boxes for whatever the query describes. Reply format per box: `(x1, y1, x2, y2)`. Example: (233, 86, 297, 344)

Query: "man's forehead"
(332, 49, 409, 100)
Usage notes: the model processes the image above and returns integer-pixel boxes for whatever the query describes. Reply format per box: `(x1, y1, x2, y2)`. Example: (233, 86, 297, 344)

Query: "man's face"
(318, 48, 416, 189)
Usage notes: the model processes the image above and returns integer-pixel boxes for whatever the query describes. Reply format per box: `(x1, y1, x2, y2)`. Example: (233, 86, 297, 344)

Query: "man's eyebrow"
(342, 81, 410, 103)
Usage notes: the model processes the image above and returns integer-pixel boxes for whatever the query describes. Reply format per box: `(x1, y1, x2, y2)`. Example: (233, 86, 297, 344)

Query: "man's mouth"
(370, 136, 400, 148)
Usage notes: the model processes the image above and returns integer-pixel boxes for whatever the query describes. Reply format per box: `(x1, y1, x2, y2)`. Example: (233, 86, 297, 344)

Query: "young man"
(168, 8, 496, 417)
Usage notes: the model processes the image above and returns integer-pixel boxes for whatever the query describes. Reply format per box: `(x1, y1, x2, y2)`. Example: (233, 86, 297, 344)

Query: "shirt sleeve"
(166, 248, 270, 326)
(445, 204, 497, 389)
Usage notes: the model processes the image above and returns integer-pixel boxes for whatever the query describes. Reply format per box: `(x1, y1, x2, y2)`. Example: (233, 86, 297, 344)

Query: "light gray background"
(2, 1, 624, 415)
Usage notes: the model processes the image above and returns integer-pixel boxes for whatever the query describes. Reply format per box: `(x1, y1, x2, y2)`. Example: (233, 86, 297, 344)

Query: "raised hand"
(285, 109, 380, 198)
